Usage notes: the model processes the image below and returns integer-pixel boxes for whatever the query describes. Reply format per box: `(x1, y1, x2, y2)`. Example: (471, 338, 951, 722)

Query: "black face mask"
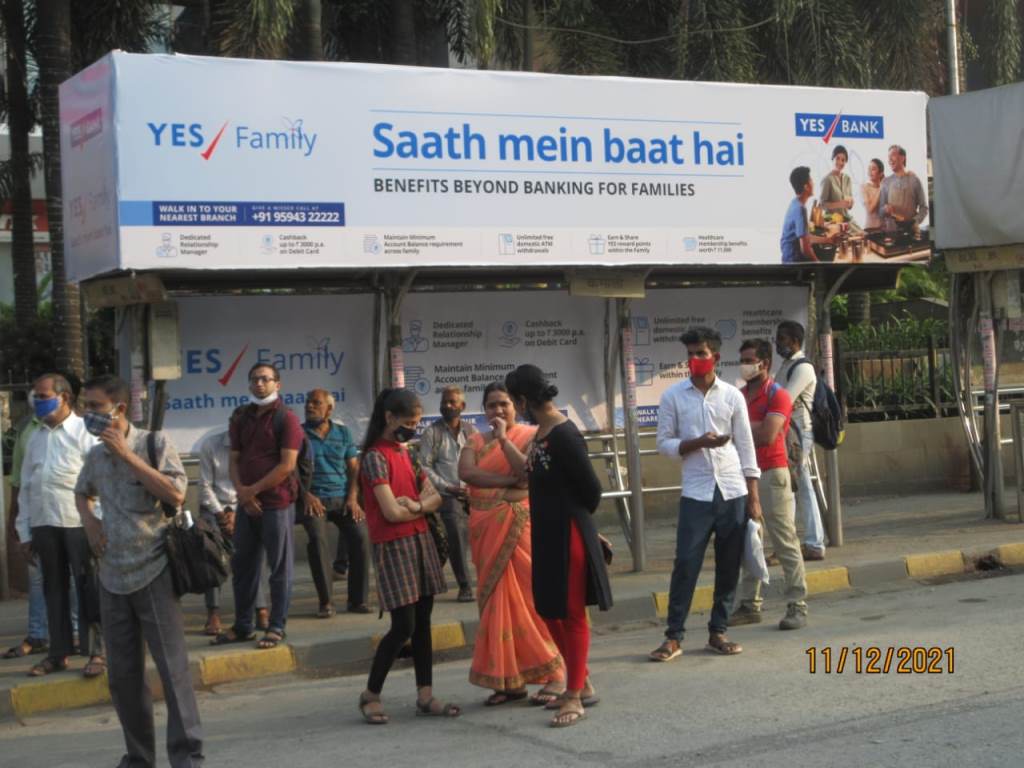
(440, 406, 459, 422)
(393, 425, 417, 443)
(776, 343, 796, 359)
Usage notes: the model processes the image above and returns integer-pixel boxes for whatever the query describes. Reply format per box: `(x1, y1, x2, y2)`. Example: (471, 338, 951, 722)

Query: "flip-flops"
(485, 689, 528, 706)
(3, 637, 47, 659)
(210, 628, 257, 646)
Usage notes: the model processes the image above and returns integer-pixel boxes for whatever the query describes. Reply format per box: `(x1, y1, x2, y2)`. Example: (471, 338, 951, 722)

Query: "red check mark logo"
(201, 121, 229, 160)
(822, 111, 842, 144)
(217, 343, 250, 387)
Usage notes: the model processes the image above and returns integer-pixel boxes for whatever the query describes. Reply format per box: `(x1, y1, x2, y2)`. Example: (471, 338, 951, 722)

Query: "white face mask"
(739, 363, 762, 381)
(251, 392, 279, 407)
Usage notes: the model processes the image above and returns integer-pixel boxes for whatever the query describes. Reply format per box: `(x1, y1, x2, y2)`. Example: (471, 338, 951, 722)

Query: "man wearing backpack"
(214, 363, 303, 650)
(731, 339, 808, 630)
(775, 321, 826, 561)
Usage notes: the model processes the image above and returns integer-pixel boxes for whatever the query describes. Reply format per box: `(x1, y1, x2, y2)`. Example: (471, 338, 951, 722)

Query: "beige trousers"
(740, 467, 807, 609)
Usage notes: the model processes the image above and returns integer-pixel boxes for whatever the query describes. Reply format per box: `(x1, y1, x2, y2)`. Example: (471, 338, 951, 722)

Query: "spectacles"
(249, 376, 277, 384)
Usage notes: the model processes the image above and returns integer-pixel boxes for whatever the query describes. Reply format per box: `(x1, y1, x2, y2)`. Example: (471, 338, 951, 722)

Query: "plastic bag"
(744, 519, 770, 585)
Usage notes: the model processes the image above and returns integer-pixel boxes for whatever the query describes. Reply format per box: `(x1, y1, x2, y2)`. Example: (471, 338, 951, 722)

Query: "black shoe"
(347, 603, 371, 614)
(457, 587, 474, 603)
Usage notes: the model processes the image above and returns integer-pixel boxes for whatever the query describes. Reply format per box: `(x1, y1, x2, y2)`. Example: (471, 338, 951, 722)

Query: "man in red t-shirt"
(731, 339, 808, 630)
(216, 363, 303, 649)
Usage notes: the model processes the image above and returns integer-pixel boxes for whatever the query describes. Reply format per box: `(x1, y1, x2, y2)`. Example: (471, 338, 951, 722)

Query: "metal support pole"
(617, 299, 646, 571)
(945, 0, 961, 96)
(978, 274, 1005, 519)
(0, 433, 9, 600)
(385, 270, 417, 388)
(603, 299, 633, 547)
(816, 270, 847, 547)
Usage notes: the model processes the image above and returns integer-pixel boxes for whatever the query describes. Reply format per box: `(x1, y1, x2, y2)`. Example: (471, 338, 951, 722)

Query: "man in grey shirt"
(418, 385, 477, 602)
(878, 144, 928, 230)
(75, 375, 203, 768)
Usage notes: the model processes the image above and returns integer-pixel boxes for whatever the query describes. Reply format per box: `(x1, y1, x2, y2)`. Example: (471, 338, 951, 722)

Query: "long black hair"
(362, 388, 422, 453)
(505, 364, 558, 409)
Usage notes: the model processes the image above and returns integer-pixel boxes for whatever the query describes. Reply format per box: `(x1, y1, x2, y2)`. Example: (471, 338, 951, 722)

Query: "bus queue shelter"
(60, 53, 932, 568)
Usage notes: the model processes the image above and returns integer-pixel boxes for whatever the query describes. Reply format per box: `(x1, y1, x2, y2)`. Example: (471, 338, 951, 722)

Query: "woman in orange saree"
(458, 383, 565, 706)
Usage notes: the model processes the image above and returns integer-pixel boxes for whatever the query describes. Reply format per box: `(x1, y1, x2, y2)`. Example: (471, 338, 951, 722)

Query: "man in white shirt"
(649, 327, 762, 662)
(16, 373, 104, 677)
(775, 321, 826, 560)
(196, 429, 268, 635)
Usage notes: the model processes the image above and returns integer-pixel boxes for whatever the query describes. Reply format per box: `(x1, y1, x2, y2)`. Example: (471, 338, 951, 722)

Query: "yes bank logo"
(795, 112, 884, 142)
(186, 337, 344, 387)
(146, 117, 318, 160)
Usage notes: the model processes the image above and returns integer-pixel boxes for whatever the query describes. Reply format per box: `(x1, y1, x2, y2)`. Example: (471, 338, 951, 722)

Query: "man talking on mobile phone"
(649, 326, 761, 663)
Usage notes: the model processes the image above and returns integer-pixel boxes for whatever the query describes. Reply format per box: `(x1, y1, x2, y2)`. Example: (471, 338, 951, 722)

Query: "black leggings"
(367, 596, 434, 694)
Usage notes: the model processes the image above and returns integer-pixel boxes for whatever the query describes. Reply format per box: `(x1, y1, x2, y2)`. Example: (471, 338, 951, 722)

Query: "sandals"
(83, 655, 107, 678)
(529, 687, 565, 707)
(415, 696, 461, 717)
(485, 689, 528, 706)
(705, 634, 743, 655)
(544, 685, 600, 710)
(649, 639, 683, 662)
(359, 692, 389, 725)
(28, 656, 69, 677)
(204, 612, 222, 636)
(4, 637, 47, 659)
(550, 697, 586, 728)
(211, 627, 257, 646)
(257, 630, 285, 649)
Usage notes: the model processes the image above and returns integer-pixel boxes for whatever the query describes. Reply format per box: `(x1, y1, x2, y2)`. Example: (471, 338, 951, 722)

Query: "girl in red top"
(357, 389, 461, 724)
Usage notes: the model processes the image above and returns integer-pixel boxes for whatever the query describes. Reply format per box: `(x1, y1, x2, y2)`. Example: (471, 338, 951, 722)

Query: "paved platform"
(1, 490, 1021, 721)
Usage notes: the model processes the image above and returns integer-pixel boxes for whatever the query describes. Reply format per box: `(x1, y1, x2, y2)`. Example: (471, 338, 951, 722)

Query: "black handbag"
(147, 432, 233, 596)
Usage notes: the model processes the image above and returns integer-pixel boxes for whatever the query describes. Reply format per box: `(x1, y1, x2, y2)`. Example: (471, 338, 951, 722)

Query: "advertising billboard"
(61, 53, 931, 282)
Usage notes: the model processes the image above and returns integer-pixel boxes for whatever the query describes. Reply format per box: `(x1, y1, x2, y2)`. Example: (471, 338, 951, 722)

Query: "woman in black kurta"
(506, 364, 612, 728)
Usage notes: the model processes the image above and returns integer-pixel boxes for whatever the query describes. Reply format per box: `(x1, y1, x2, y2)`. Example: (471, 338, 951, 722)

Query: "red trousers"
(544, 520, 589, 691)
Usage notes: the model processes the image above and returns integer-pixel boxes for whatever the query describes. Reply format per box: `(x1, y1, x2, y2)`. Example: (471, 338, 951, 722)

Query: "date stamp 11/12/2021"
(806, 646, 955, 674)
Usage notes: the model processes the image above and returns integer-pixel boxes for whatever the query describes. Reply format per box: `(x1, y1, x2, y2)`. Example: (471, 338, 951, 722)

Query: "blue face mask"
(33, 396, 61, 420)
(83, 409, 115, 437)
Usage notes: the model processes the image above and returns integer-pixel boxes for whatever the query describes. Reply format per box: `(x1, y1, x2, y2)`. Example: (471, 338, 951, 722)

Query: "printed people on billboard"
(785, 143, 930, 265)
(879, 144, 928, 230)
(818, 145, 860, 231)
(780, 167, 838, 263)
(862, 158, 886, 229)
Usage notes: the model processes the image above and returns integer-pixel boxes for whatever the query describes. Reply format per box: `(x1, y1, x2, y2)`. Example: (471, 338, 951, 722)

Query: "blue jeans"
(796, 432, 826, 550)
(231, 505, 295, 635)
(27, 562, 79, 642)
(665, 487, 747, 641)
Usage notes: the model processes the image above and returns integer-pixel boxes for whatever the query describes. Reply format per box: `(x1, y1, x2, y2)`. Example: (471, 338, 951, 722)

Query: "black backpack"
(230, 404, 314, 518)
(786, 358, 844, 450)
(147, 431, 232, 596)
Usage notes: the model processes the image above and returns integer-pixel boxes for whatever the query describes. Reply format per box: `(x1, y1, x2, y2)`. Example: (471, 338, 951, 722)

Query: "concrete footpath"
(1, 490, 1021, 722)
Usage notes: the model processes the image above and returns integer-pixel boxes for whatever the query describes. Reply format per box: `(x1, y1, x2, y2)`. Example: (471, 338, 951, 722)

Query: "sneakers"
(779, 602, 807, 630)
(728, 604, 763, 626)
(457, 586, 474, 603)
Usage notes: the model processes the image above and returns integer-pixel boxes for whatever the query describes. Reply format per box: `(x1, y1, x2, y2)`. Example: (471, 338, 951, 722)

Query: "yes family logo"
(146, 116, 318, 160)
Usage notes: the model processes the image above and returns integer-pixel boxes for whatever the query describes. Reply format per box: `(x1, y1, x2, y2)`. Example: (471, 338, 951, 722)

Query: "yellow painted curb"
(652, 586, 713, 619)
(905, 551, 965, 579)
(431, 622, 467, 652)
(805, 567, 850, 595)
(200, 645, 295, 687)
(371, 622, 467, 653)
(995, 542, 1024, 567)
(11, 673, 111, 718)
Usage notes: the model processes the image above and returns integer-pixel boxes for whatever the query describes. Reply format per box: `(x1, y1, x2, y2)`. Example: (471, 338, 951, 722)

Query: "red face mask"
(688, 355, 717, 377)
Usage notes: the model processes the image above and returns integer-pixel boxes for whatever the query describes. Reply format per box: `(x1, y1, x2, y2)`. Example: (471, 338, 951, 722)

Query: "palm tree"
(35, 0, 81, 376)
(2, 0, 37, 326)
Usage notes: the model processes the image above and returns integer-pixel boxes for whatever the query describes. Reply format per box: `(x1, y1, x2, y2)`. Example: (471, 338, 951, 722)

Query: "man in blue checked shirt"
(301, 389, 369, 615)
